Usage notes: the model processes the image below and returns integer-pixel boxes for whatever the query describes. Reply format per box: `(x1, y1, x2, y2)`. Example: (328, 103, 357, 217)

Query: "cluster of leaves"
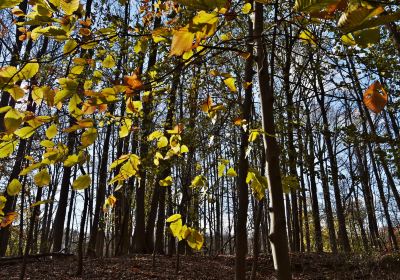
(166, 214, 204, 251)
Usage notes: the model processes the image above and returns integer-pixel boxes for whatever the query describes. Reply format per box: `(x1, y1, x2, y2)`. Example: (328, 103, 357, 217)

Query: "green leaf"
(7, 179, 22, 196)
(353, 27, 380, 48)
(34, 169, 51, 187)
(72, 174, 91, 190)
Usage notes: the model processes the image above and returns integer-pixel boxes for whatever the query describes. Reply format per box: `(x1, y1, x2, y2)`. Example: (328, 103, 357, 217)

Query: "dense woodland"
(0, 0, 400, 279)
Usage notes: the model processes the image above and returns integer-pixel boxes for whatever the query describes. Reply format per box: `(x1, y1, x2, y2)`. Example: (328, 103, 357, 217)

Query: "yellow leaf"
(103, 194, 116, 212)
(226, 167, 237, 177)
(17, 61, 39, 80)
(64, 154, 79, 167)
(34, 169, 51, 187)
(201, 95, 213, 113)
(40, 140, 55, 148)
(46, 124, 58, 139)
(190, 175, 207, 188)
(224, 77, 237, 92)
(242, 3, 252, 14)
(218, 163, 226, 177)
(170, 28, 194, 57)
(7, 86, 25, 101)
(102, 55, 116, 68)
(159, 176, 173, 187)
(180, 145, 189, 153)
(341, 33, 356, 46)
(0, 196, 6, 214)
(60, 0, 80, 15)
(72, 174, 91, 190)
(119, 118, 132, 138)
(166, 214, 182, 223)
(4, 108, 23, 133)
(249, 130, 260, 142)
(0, 138, 19, 158)
(31, 199, 52, 207)
(14, 126, 36, 139)
(157, 136, 169, 148)
(0, 0, 23, 9)
(81, 127, 97, 147)
(186, 228, 204, 250)
(7, 179, 22, 196)
(63, 40, 78, 54)
(299, 30, 317, 45)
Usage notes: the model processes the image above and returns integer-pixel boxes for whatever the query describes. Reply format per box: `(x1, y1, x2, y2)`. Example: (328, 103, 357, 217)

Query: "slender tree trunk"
(254, 3, 291, 279)
(235, 10, 253, 279)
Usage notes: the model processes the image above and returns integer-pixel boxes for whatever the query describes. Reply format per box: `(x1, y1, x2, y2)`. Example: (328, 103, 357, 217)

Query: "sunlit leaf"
(72, 174, 91, 190)
(0, 212, 18, 228)
(60, 0, 80, 15)
(159, 176, 173, 187)
(226, 167, 237, 177)
(363, 81, 388, 113)
(224, 77, 237, 92)
(34, 169, 51, 187)
(0, 0, 23, 9)
(4, 108, 23, 133)
(7, 179, 22, 196)
(46, 124, 58, 139)
(81, 127, 97, 147)
(170, 28, 194, 57)
(102, 55, 116, 69)
(242, 3, 252, 14)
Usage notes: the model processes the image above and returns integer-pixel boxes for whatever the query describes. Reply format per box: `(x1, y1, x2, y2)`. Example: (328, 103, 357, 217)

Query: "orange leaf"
(363, 81, 388, 114)
(0, 212, 18, 228)
(124, 74, 143, 90)
(201, 96, 213, 113)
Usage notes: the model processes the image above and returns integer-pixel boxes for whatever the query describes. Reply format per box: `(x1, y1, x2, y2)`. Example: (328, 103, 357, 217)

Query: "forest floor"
(1, 252, 400, 279)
